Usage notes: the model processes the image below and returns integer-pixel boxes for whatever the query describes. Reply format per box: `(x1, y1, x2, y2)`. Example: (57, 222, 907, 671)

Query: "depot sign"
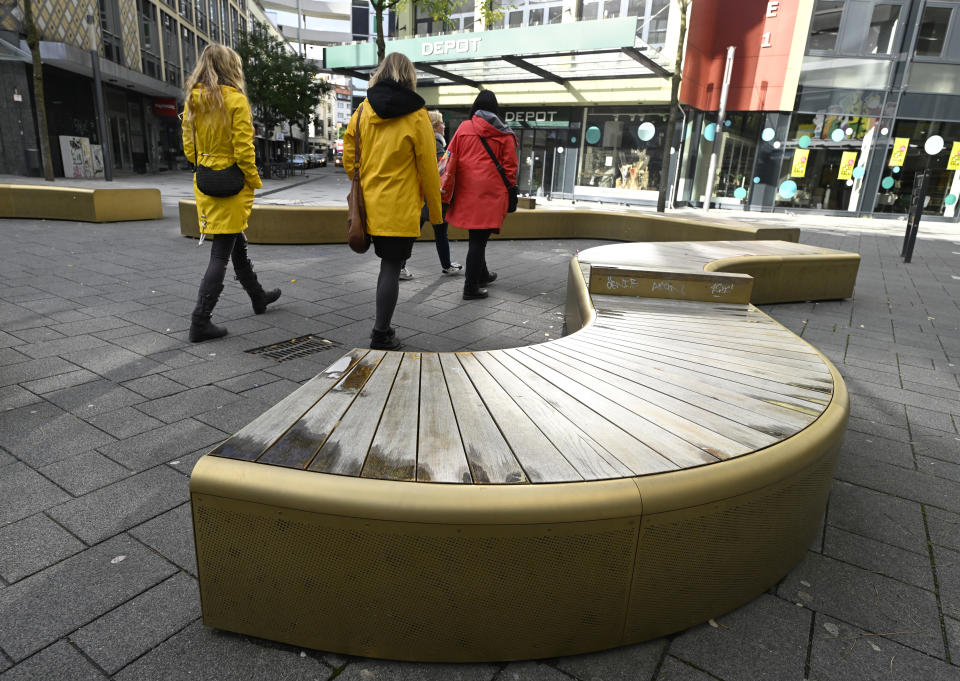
(421, 37, 483, 57)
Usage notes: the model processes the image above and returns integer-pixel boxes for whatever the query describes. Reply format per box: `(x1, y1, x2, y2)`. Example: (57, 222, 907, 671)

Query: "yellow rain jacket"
(181, 85, 262, 235)
(342, 81, 442, 237)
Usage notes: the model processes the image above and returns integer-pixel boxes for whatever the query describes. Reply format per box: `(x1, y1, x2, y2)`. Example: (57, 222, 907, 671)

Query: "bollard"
(901, 169, 930, 263)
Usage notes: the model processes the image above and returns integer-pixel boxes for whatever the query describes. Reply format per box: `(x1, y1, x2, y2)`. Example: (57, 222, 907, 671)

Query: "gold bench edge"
(0, 184, 163, 222)
(189, 242, 853, 662)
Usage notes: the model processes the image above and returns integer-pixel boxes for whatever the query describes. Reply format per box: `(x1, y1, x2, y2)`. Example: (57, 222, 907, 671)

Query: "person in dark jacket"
(444, 91, 518, 299)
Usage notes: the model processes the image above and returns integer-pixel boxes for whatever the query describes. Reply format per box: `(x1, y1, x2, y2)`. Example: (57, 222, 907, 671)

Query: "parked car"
(291, 154, 307, 169)
(334, 155, 343, 167)
(315, 155, 327, 167)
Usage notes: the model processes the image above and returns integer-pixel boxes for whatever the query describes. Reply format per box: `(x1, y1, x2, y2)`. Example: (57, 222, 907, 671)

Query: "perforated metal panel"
(624, 449, 839, 642)
(193, 495, 640, 661)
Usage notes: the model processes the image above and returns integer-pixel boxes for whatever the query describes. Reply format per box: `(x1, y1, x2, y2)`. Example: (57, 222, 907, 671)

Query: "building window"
(231, 7, 240, 46)
(509, 10, 523, 27)
(99, 0, 124, 64)
(874, 120, 960, 217)
(548, 6, 562, 23)
(808, 0, 844, 51)
(161, 11, 181, 86)
(182, 26, 196, 76)
(209, 0, 219, 42)
(864, 3, 901, 55)
(529, 8, 543, 25)
(582, 1, 599, 20)
(178, 0, 192, 22)
(916, 5, 952, 57)
(195, 0, 206, 33)
(579, 109, 668, 194)
(603, 0, 619, 19)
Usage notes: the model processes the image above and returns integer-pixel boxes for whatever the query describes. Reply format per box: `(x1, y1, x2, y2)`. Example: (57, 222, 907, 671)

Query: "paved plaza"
(1, 169, 960, 680)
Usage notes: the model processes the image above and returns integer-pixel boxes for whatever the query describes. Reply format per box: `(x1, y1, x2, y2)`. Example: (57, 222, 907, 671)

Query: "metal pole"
(703, 45, 734, 211)
(297, 0, 303, 56)
(87, 15, 112, 181)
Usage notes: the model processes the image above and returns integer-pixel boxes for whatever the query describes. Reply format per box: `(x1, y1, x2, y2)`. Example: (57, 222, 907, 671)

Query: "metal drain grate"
(245, 335, 341, 362)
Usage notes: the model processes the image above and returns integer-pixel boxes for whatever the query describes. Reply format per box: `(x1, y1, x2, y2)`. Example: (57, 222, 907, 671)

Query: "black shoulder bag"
(193, 129, 245, 198)
(478, 136, 518, 213)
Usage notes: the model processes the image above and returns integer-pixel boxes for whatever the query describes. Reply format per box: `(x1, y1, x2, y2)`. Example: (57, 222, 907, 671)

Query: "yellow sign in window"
(791, 149, 809, 178)
(948, 141, 960, 171)
(889, 137, 909, 167)
(838, 151, 858, 180)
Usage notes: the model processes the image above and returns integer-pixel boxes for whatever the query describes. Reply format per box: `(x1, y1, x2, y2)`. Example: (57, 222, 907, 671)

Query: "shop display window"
(774, 113, 879, 212)
(873, 120, 960, 217)
(713, 113, 762, 201)
(577, 108, 668, 198)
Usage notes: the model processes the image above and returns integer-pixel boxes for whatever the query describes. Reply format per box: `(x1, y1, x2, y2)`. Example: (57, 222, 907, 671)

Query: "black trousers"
(200, 233, 255, 292)
(464, 229, 494, 290)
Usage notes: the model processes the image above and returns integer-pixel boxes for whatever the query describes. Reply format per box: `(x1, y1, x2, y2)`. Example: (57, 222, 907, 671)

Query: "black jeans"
(419, 202, 452, 269)
(464, 229, 494, 291)
(200, 233, 254, 292)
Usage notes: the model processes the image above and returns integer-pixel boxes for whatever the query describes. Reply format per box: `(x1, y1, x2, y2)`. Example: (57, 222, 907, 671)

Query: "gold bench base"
(1, 184, 162, 222)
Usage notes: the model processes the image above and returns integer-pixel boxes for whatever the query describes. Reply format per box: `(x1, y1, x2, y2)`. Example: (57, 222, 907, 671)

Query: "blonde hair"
(368, 52, 417, 90)
(183, 44, 247, 127)
(428, 110, 443, 129)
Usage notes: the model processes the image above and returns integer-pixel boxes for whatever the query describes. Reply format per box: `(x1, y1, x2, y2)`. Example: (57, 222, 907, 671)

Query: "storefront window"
(916, 6, 951, 57)
(577, 108, 668, 200)
(874, 120, 960, 218)
(713, 113, 762, 202)
(775, 113, 879, 211)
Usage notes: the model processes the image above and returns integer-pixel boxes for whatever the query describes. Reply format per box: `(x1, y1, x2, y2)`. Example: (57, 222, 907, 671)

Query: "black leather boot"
(462, 287, 488, 300)
(235, 265, 281, 315)
(370, 327, 401, 350)
(189, 282, 228, 343)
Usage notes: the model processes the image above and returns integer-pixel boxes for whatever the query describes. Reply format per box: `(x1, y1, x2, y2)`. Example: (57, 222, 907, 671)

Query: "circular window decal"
(761, 127, 776, 142)
(798, 135, 811, 149)
(703, 123, 717, 142)
(945, 194, 958, 206)
(637, 122, 656, 142)
(585, 127, 601, 145)
(778, 180, 798, 199)
(753, 176, 761, 184)
(733, 187, 747, 200)
(852, 167, 865, 179)
(881, 176, 895, 190)
(925, 135, 945, 155)
(831, 129, 845, 143)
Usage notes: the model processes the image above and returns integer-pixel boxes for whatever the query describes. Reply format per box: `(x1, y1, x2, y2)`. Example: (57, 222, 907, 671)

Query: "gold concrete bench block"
(516, 196, 537, 209)
(0, 184, 162, 222)
(178, 200, 799, 244)
(190, 239, 855, 662)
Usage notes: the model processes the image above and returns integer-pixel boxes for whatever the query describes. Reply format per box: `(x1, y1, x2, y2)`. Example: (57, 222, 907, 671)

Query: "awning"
(0, 36, 31, 63)
(323, 17, 673, 90)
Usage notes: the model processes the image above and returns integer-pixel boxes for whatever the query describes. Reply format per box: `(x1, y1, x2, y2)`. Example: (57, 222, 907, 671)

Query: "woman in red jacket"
(445, 91, 518, 299)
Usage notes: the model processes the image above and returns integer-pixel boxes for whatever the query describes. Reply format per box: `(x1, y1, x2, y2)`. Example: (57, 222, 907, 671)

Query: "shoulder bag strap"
(477, 134, 511, 190)
(353, 103, 363, 180)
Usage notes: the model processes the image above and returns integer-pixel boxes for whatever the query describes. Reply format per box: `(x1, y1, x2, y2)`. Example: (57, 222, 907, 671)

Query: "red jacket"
(445, 115, 518, 232)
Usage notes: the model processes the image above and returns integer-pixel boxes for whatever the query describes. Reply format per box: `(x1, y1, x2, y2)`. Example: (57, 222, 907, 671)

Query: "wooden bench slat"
(505, 348, 720, 467)
(361, 353, 422, 481)
(457, 353, 582, 483)
(488, 352, 678, 476)
(439, 353, 528, 484)
(210, 349, 369, 461)
(586, 327, 833, 384)
(308, 352, 403, 476)
(580, 333, 831, 411)
(515, 346, 762, 459)
(417, 353, 473, 483)
(553, 337, 816, 434)
(535, 344, 784, 450)
(473, 352, 635, 480)
(258, 351, 386, 469)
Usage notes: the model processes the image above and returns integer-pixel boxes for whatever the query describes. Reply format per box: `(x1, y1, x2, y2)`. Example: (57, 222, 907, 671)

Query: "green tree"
(656, 0, 691, 213)
(237, 22, 330, 177)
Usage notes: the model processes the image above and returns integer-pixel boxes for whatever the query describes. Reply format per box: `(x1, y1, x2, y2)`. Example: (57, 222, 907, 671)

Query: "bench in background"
(0, 184, 162, 222)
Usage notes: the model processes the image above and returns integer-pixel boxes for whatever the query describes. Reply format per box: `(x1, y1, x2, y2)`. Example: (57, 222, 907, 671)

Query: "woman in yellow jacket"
(181, 44, 280, 343)
(343, 52, 443, 350)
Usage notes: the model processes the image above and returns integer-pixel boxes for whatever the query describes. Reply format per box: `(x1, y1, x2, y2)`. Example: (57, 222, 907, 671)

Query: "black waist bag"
(196, 163, 245, 197)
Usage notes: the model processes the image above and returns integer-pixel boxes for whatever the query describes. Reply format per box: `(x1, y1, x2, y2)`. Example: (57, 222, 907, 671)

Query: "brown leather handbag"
(346, 103, 371, 254)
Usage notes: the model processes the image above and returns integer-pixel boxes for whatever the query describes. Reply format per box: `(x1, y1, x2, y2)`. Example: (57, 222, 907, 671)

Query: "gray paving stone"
(826, 481, 928, 554)
(19, 368, 101, 395)
(49, 316, 132, 338)
(778, 552, 943, 658)
(808, 614, 957, 681)
(917, 455, 960, 484)
(654, 657, 716, 680)
(0, 463, 71, 526)
(44, 379, 145, 418)
(112, 622, 332, 681)
(846, 415, 912, 444)
(86, 406, 166, 439)
(836, 452, 960, 516)
(823, 526, 934, 590)
(0, 356, 81, 388)
(16, 334, 111, 360)
(194, 395, 276, 433)
(98, 418, 226, 471)
(926, 506, 960, 553)
(121, 374, 186, 399)
(0, 514, 85, 583)
(0, 534, 176, 661)
(0, 640, 106, 681)
(670, 593, 809, 681)
(842, 430, 914, 469)
(932, 544, 960, 621)
(47, 466, 189, 544)
(907, 404, 959, 434)
(0, 385, 39, 412)
(117, 307, 190, 333)
(900, 365, 960, 391)
(214, 370, 280, 394)
(498, 661, 572, 681)
(0, 401, 116, 467)
(71, 572, 200, 674)
(129, 503, 196, 575)
(0, 449, 14, 468)
(59, 346, 163, 383)
(334, 657, 498, 681)
(136, 385, 241, 423)
(39, 450, 132, 497)
(945, 616, 960, 665)
(0, 347, 29, 366)
(108, 331, 185, 356)
(552, 639, 665, 681)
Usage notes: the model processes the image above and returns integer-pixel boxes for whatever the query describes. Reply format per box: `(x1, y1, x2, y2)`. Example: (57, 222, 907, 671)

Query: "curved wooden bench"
(0, 184, 162, 222)
(178, 199, 800, 244)
(189, 240, 856, 662)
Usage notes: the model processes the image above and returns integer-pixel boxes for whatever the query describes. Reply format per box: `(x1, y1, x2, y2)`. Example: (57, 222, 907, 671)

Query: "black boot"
(235, 266, 281, 315)
(462, 287, 488, 300)
(370, 327, 401, 350)
(480, 269, 497, 286)
(189, 283, 228, 343)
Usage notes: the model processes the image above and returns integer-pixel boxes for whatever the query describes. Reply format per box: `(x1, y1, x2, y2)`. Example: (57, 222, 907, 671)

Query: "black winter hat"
(470, 90, 500, 118)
